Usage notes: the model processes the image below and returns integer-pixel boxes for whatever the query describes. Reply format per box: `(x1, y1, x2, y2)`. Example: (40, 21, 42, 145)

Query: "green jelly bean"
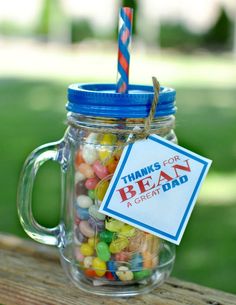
(96, 241, 111, 262)
(133, 269, 152, 280)
(99, 230, 114, 244)
(88, 205, 106, 221)
(88, 189, 95, 200)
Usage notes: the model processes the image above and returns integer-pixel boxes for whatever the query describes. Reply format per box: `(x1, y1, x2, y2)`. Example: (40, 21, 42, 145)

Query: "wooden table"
(0, 233, 235, 305)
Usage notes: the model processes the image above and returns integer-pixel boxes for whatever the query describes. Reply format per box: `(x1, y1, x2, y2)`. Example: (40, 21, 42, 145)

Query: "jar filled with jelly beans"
(18, 83, 177, 297)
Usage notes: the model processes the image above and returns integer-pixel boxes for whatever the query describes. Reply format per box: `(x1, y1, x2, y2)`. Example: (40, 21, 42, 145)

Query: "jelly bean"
(75, 227, 87, 243)
(93, 160, 109, 180)
(115, 251, 131, 262)
(79, 221, 95, 238)
(75, 171, 86, 183)
(96, 242, 111, 262)
(85, 177, 99, 190)
(88, 189, 95, 200)
(109, 236, 129, 254)
(92, 257, 106, 277)
(88, 217, 105, 232)
(96, 180, 109, 201)
(78, 163, 94, 178)
(84, 269, 97, 278)
(105, 219, 125, 232)
(88, 237, 98, 248)
(107, 261, 119, 280)
(101, 134, 117, 145)
(99, 230, 114, 244)
(82, 145, 98, 165)
(88, 205, 106, 221)
(83, 256, 94, 268)
(105, 271, 115, 281)
(75, 247, 84, 262)
(75, 181, 87, 195)
(116, 266, 133, 281)
(76, 206, 90, 220)
(133, 269, 152, 280)
(107, 159, 119, 174)
(119, 224, 136, 238)
(77, 195, 93, 209)
(131, 253, 143, 271)
(75, 150, 84, 168)
(98, 134, 117, 161)
(85, 132, 99, 144)
(80, 243, 94, 256)
(142, 251, 153, 269)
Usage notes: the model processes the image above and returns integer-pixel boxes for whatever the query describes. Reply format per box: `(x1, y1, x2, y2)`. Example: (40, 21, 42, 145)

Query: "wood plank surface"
(0, 233, 235, 305)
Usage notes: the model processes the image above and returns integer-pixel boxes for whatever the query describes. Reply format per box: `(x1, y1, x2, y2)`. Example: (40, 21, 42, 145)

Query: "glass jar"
(18, 83, 177, 297)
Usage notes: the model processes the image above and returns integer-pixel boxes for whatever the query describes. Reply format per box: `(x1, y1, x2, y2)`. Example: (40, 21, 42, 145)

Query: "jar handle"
(17, 141, 64, 246)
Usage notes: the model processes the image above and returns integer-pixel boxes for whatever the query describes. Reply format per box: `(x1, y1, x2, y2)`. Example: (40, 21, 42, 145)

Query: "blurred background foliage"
(0, 0, 236, 296)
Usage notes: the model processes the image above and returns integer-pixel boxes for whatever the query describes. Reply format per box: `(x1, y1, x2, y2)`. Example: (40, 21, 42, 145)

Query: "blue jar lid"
(67, 83, 176, 118)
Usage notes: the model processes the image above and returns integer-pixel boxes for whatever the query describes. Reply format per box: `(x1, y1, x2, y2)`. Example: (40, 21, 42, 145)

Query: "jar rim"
(67, 83, 176, 118)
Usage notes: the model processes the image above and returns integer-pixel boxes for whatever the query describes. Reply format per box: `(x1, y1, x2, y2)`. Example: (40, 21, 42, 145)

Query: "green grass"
(0, 78, 235, 294)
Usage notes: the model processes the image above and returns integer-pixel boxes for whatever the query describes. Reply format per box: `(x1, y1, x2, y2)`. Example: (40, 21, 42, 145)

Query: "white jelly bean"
(75, 171, 86, 183)
(82, 145, 98, 165)
(77, 195, 93, 209)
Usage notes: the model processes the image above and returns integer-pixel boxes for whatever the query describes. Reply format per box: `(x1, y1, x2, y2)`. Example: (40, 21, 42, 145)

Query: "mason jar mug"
(18, 83, 177, 297)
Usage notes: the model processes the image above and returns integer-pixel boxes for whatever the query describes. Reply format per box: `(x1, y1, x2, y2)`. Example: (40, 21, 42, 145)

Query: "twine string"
(67, 76, 161, 141)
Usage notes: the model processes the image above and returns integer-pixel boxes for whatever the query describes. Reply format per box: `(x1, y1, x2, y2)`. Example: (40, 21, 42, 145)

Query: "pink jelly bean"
(93, 160, 109, 180)
(79, 220, 95, 238)
(85, 177, 99, 190)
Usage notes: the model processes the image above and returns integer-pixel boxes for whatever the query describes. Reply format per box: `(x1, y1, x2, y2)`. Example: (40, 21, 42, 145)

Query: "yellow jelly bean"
(109, 236, 129, 254)
(80, 243, 94, 256)
(119, 224, 136, 237)
(98, 134, 117, 161)
(116, 266, 134, 281)
(96, 180, 109, 201)
(101, 134, 117, 145)
(105, 219, 125, 232)
(88, 237, 98, 248)
(92, 257, 107, 277)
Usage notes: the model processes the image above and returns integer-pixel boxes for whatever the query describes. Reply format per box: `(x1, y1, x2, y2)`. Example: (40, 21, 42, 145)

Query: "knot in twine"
(130, 76, 160, 141)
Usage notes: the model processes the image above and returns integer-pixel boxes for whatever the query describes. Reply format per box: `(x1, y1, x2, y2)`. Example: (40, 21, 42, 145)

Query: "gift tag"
(99, 134, 212, 245)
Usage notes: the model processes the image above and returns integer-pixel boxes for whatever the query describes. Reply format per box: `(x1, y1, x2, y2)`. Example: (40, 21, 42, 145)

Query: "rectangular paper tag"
(99, 134, 212, 245)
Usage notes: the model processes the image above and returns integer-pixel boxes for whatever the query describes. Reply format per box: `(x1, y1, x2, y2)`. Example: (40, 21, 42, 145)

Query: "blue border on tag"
(102, 135, 209, 242)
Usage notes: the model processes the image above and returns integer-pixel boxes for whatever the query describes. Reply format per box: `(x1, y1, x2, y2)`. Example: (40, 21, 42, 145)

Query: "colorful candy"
(96, 242, 111, 262)
(133, 269, 152, 280)
(105, 219, 125, 232)
(92, 257, 106, 277)
(88, 217, 105, 232)
(82, 145, 98, 165)
(79, 221, 95, 238)
(76, 206, 90, 220)
(116, 266, 134, 281)
(96, 180, 109, 201)
(99, 230, 114, 244)
(78, 163, 94, 178)
(80, 243, 94, 256)
(85, 177, 99, 190)
(109, 236, 129, 254)
(77, 195, 93, 209)
(93, 160, 109, 179)
(88, 205, 106, 221)
(73, 131, 161, 284)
